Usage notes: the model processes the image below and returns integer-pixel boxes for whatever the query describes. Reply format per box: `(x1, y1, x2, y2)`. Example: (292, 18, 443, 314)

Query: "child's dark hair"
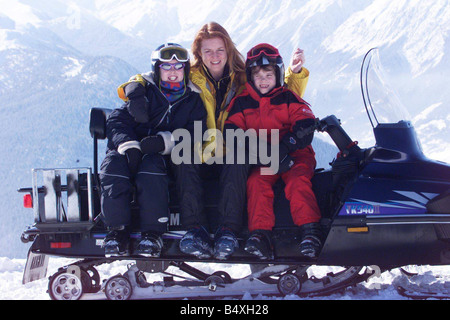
(250, 65, 276, 77)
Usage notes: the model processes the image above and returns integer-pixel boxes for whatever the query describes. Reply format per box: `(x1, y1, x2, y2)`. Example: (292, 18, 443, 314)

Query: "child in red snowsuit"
(224, 43, 322, 260)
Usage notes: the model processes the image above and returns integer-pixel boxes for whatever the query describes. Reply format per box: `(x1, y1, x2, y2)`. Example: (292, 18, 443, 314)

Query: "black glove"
(140, 135, 165, 155)
(125, 148, 142, 177)
(292, 118, 316, 149)
(274, 119, 315, 165)
(276, 153, 295, 174)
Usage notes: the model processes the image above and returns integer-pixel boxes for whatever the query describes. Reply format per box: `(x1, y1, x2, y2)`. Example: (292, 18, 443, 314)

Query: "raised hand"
(290, 48, 305, 73)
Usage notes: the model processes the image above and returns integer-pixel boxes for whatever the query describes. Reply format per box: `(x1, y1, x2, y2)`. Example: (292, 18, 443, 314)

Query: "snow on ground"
(0, 256, 449, 300)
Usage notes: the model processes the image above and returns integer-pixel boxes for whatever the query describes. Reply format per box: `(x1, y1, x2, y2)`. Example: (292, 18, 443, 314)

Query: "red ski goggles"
(247, 43, 280, 61)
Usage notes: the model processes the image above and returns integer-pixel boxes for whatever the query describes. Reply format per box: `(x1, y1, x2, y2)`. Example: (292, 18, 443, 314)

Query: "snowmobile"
(19, 48, 450, 300)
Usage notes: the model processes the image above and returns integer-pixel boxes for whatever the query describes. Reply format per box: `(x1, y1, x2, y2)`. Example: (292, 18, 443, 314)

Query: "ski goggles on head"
(157, 46, 190, 63)
(247, 43, 280, 61)
(159, 62, 185, 71)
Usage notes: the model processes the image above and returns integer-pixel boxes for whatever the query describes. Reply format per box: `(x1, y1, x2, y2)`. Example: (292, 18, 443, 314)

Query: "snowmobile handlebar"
(305, 115, 360, 154)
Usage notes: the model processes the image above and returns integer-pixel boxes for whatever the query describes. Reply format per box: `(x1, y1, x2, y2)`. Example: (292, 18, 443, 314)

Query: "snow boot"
(102, 226, 130, 257)
(179, 226, 213, 259)
(244, 230, 274, 260)
(213, 226, 239, 260)
(136, 231, 163, 257)
(298, 223, 322, 258)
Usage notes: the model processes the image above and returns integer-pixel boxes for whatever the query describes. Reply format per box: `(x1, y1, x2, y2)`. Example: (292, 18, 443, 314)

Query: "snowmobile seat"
(89, 108, 112, 140)
(88, 107, 332, 233)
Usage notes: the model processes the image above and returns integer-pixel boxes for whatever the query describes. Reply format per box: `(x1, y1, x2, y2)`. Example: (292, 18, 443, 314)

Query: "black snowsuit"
(100, 74, 207, 234)
(119, 73, 252, 236)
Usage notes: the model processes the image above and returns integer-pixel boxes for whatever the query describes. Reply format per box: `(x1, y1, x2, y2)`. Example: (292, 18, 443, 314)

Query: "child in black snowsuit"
(100, 43, 206, 258)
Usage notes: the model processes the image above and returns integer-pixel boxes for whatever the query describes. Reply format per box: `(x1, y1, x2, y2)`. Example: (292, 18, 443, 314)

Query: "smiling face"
(159, 59, 185, 82)
(251, 65, 277, 95)
(200, 37, 228, 81)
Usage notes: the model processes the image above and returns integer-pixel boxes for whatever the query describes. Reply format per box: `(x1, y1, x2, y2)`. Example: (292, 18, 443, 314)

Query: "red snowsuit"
(225, 83, 321, 232)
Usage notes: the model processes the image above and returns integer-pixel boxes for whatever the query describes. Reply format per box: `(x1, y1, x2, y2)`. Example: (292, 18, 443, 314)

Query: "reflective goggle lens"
(159, 47, 189, 62)
(159, 62, 185, 71)
(247, 44, 280, 60)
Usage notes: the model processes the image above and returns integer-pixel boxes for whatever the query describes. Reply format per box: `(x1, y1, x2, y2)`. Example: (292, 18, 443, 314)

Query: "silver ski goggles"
(155, 46, 190, 63)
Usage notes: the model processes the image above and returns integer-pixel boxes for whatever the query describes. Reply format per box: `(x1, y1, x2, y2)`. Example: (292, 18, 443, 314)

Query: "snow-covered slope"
(1, 257, 449, 300)
(1, 0, 449, 260)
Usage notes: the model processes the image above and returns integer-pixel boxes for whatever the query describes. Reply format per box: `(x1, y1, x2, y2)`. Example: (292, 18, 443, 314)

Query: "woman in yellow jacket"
(178, 22, 311, 260)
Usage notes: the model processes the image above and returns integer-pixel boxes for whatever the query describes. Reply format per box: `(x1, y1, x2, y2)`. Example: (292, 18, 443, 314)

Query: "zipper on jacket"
(154, 92, 190, 130)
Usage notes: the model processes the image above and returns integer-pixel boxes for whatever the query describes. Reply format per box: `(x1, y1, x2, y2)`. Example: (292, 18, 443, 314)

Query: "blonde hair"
(191, 22, 246, 84)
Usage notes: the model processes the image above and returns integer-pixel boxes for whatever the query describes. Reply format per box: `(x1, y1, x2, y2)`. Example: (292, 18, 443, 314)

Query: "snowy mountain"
(1, 0, 449, 259)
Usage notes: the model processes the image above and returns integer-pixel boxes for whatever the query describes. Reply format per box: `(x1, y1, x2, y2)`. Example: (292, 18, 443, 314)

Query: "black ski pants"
(100, 151, 251, 235)
(99, 151, 169, 234)
(174, 161, 252, 234)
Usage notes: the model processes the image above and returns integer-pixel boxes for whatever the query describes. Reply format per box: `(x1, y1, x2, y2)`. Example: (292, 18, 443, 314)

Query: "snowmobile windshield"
(360, 48, 411, 127)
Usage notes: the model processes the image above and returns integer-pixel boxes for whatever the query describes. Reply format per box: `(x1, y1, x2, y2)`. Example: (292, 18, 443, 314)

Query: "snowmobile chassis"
(19, 108, 450, 300)
(18, 49, 450, 300)
(44, 258, 375, 300)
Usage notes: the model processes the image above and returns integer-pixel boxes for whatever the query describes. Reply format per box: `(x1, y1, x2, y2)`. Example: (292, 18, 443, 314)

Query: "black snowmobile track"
(396, 286, 450, 300)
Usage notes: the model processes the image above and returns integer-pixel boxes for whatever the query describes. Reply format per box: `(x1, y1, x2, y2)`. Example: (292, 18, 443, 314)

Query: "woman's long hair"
(191, 22, 246, 84)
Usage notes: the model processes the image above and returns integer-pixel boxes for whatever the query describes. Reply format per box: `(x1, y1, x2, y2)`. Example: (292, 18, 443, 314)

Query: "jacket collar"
(202, 64, 231, 86)
(141, 71, 202, 94)
(190, 65, 236, 89)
